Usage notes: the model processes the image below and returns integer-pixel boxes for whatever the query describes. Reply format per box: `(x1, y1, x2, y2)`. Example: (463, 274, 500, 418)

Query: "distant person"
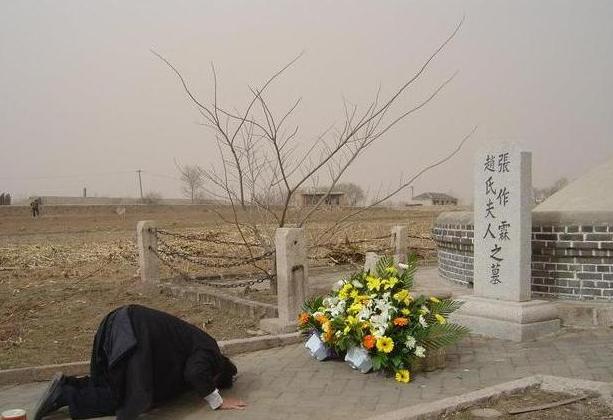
(30, 198, 40, 217)
(33, 305, 247, 420)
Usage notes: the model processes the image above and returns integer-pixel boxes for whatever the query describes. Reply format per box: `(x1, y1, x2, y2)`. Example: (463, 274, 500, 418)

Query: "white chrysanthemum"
(313, 311, 324, 318)
(420, 305, 430, 314)
(374, 298, 393, 314)
(415, 345, 426, 358)
(357, 307, 372, 322)
(398, 263, 409, 269)
(352, 279, 364, 288)
(369, 314, 388, 337)
(323, 296, 337, 307)
(405, 336, 416, 349)
(330, 300, 346, 317)
(419, 315, 428, 328)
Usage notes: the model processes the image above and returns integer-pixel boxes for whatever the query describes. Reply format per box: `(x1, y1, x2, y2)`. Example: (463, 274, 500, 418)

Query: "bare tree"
(334, 182, 366, 206)
(153, 17, 475, 286)
(178, 164, 205, 203)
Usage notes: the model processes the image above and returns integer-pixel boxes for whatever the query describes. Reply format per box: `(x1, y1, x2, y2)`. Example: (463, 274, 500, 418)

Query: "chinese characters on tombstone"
(474, 144, 532, 302)
(482, 152, 512, 285)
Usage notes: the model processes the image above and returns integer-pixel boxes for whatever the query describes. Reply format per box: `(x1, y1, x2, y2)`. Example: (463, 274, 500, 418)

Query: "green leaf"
(372, 354, 384, 371)
(375, 256, 394, 277)
(391, 355, 403, 369)
(420, 323, 470, 351)
(428, 299, 464, 317)
(302, 296, 324, 313)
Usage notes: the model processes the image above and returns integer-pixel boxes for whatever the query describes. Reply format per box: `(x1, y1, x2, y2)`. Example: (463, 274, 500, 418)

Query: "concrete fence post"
(391, 224, 409, 264)
(259, 227, 307, 334)
(137, 220, 159, 286)
(364, 251, 381, 273)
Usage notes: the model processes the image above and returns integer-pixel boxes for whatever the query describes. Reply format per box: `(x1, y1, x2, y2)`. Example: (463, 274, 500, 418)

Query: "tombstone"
(451, 143, 559, 341)
(0, 193, 4, 205)
(6, 193, 11, 205)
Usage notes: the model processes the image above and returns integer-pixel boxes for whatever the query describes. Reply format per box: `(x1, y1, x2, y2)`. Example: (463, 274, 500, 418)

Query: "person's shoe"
(33, 372, 66, 420)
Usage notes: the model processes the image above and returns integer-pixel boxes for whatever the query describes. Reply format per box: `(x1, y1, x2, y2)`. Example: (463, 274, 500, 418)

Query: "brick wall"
(432, 223, 474, 287)
(531, 224, 613, 299)
(433, 211, 613, 301)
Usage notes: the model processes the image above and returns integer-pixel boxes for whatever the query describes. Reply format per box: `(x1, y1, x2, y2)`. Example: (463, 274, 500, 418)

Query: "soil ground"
(0, 204, 447, 369)
(442, 388, 613, 419)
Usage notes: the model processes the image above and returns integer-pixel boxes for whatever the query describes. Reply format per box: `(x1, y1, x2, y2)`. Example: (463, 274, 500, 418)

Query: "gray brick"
(586, 233, 613, 241)
(577, 272, 603, 280)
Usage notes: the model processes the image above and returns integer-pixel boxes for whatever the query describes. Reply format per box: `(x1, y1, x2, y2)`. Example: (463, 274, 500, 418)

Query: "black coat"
(90, 305, 226, 419)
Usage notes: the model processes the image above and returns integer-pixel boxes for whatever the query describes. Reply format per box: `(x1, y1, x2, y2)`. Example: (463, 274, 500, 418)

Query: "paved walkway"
(2, 327, 612, 419)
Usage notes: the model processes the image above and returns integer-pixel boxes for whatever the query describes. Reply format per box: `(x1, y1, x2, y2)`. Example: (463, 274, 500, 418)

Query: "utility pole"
(137, 169, 143, 200)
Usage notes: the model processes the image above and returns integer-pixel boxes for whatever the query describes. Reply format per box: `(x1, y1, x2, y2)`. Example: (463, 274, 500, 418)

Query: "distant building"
(296, 191, 347, 207)
(412, 192, 458, 206)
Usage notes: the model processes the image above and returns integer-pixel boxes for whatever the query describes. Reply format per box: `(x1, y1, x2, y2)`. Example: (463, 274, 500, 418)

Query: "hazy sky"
(1, 1, 612, 202)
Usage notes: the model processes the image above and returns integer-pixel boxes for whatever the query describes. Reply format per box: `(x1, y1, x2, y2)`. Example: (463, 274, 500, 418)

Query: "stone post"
(364, 251, 381, 273)
(137, 220, 159, 287)
(259, 228, 307, 334)
(391, 225, 408, 264)
(451, 143, 559, 341)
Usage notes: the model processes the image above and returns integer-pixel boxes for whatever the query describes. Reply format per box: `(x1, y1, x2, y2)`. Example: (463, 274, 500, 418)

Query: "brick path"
(2, 327, 612, 419)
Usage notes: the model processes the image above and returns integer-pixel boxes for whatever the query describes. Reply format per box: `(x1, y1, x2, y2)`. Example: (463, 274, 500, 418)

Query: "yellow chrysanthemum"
(322, 321, 332, 333)
(350, 289, 360, 299)
(401, 308, 411, 316)
(395, 369, 410, 383)
(376, 336, 394, 353)
(355, 295, 370, 304)
(346, 315, 358, 325)
(403, 295, 413, 306)
(385, 266, 398, 275)
(435, 314, 447, 324)
(393, 290, 409, 302)
(338, 283, 353, 299)
(383, 277, 399, 290)
(366, 276, 382, 291)
(348, 303, 363, 315)
(430, 296, 441, 303)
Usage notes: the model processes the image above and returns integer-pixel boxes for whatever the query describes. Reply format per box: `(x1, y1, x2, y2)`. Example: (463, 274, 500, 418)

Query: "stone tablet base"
(451, 296, 560, 342)
(259, 318, 298, 334)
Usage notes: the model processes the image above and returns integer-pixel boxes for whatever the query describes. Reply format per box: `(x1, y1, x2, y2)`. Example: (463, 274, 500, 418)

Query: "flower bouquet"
(298, 255, 469, 383)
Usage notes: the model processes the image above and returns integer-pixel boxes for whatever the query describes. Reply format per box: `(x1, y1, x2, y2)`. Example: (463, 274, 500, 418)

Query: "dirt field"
(0, 204, 448, 369)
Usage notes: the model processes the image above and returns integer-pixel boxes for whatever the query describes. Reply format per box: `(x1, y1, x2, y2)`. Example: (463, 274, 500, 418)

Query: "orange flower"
(315, 314, 328, 324)
(298, 312, 310, 326)
(362, 334, 376, 350)
(393, 317, 409, 327)
(323, 329, 334, 343)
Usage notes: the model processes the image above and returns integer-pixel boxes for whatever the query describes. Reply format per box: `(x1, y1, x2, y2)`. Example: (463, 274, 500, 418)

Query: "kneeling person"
(34, 305, 246, 419)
